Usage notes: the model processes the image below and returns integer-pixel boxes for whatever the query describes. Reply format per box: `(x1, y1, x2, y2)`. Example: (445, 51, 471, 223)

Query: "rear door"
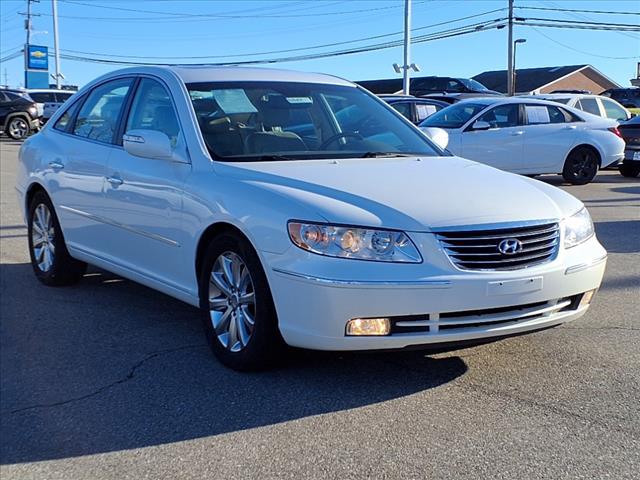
(459, 103, 524, 171)
(51, 77, 134, 257)
(520, 104, 581, 173)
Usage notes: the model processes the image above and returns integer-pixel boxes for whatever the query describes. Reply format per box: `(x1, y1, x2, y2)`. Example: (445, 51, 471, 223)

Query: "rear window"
(576, 98, 600, 116)
(28, 92, 55, 103)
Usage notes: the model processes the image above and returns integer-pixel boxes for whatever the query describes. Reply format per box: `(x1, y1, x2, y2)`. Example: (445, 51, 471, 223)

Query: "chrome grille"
(436, 222, 560, 271)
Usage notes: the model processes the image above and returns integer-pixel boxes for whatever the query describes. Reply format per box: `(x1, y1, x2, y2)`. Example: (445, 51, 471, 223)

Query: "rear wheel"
(619, 162, 640, 177)
(562, 147, 599, 185)
(27, 191, 87, 286)
(198, 232, 284, 370)
(7, 116, 30, 140)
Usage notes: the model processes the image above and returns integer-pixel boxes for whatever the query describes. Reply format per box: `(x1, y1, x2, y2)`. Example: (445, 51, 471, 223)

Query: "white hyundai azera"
(16, 66, 607, 370)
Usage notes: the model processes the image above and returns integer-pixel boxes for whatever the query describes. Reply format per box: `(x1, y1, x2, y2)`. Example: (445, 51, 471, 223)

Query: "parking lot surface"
(1, 140, 638, 479)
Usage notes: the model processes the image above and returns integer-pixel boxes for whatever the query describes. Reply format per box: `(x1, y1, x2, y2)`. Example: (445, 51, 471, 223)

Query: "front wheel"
(199, 232, 284, 370)
(619, 162, 640, 178)
(7, 116, 30, 140)
(27, 191, 87, 285)
(562, 147, 599, 185)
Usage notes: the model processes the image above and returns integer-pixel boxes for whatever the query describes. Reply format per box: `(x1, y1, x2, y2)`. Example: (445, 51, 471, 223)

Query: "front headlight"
(563, 207, 594, 248)
(288, 221, 422, 263)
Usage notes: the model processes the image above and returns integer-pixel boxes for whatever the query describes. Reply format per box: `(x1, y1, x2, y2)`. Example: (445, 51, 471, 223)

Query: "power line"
(531, 27, 640, 60)
(54, 10, 508, 60)
(517, 5, 640, 16)
(515, 21, 640, 32)
(51, 20, 507, 67)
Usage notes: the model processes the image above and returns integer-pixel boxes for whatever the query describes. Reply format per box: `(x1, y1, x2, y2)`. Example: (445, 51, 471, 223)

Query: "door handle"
(48, 161, 64, 170)
(564, 125, 577, 130)
(510, 131, 524, 136)
(106, 176, 123, 187)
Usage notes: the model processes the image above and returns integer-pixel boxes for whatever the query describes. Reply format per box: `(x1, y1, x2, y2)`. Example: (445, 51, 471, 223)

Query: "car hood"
(215, 156, 583, 232)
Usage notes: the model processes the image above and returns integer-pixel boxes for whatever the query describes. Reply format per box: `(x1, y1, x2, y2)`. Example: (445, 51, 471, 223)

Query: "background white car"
(419, 97, 625, 185)
(26, 88, 75, 122)
(524, 93, 631, 122)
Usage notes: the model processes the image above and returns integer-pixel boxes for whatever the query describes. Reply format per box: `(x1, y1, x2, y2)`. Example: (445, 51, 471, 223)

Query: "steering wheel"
(318, 132, 364, 150)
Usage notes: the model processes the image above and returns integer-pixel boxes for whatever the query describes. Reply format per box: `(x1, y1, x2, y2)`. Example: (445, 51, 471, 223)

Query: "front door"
(102, 77, 192, 291)
(459, 103, 524, 171)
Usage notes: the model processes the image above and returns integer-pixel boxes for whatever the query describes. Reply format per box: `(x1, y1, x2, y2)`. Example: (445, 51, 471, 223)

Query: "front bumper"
(264, 235, 607, 351)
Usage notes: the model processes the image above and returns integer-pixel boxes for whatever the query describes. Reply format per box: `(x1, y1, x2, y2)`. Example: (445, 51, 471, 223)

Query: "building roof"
(472, 65, 619, 94)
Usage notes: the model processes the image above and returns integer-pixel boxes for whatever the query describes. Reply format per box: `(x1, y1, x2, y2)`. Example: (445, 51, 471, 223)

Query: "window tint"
(420, 102, 486, 128)
(600, 98, 628, 121)
(55, 92, 74, 102)
(390, 102, 412, 120)
(54, 98, 82, 132)
(28, 92, 55, 103)
(576, 97, 600, 116)
(73, 78, 132, 144)
(0, 92, 8, 102)
(478, 104, 520, 128)
(126, 78, 181, 146)
(5, 92, 22, 101)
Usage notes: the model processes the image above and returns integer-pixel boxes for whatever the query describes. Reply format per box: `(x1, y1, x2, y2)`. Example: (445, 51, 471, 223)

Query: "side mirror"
(471, 120, 492, 131)
(420, 126, 449, 150)
(123, 129, 174, 161)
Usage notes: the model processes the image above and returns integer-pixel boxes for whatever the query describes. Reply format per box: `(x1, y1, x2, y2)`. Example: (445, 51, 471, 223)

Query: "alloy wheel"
(208, 251, 256, 352)
(571, 151, 596, 181)
(9, 118, 28, 139)
(31, 203, 56, 272)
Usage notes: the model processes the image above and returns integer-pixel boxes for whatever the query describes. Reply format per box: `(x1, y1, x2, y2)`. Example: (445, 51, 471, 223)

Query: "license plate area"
(487, 277, 543, 296)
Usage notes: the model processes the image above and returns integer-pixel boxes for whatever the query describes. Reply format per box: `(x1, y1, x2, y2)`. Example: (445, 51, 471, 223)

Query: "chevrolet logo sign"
(31, 50, 47, 58)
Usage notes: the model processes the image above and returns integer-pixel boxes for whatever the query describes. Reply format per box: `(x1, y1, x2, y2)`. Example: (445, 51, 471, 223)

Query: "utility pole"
(507, 0, 514, 96)
(402, 0, 412, 95)
(25, 0, 32, 46)
(52, 0, 61, 88)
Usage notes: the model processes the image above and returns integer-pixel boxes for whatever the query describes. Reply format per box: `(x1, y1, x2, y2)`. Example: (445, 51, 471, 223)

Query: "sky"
(1, 0, 639, 89)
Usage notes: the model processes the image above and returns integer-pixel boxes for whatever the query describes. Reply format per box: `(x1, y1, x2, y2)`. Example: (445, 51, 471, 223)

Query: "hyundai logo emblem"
(498, 238, 523, 255)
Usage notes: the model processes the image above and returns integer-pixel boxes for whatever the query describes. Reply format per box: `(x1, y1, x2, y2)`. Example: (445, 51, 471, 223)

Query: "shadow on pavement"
(595, 220, 640, 254)
(0, 262, 467, 464)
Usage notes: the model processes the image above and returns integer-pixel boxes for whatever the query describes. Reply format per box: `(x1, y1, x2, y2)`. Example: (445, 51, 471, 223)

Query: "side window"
(447, 80, 464, 93)
(390, 102, 413, 120)
(576, 97, 600, 116)
(53, 100, 81, 132)
(600, 98, 628, 121)
(415, 103, 439, 122)
(0, 92, 8, 103)
(524, 105, 551, 124)
(478, 104, 520, 128)
(125, 78, 181, 146)
(547, 105, 568, 123)
(73, 78, 132, 144)
(29, 92, 54, 103)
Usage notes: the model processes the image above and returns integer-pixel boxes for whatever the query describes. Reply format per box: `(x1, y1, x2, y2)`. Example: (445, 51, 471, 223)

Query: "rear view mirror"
(123, 129, 174, 161)
(471, 120, 492, 131)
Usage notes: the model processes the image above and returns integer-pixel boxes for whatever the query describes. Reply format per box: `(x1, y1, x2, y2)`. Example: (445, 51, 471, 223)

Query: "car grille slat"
(436, 222, 560, 271)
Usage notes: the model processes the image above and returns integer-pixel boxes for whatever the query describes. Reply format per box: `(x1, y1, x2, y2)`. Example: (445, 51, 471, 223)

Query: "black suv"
(0, 89, 40, 140)
(601, 88, 640, 109)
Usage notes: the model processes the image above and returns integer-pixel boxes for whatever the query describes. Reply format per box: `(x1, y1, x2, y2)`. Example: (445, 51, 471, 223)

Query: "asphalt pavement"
(1, 139, 639, 479)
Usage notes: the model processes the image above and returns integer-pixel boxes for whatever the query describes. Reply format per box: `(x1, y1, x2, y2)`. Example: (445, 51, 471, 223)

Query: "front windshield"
(186, 81, 441, 160)
(459, 78, 491, 91)
(419, 102, 487, 129)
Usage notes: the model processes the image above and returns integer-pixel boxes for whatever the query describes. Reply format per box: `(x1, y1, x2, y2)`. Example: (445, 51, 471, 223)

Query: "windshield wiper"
(222, 154, 298, 162)
(360, 152, 416, 158)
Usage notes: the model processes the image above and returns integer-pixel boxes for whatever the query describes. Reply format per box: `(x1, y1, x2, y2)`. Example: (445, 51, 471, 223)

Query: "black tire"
(6, 116, 30, 140)
(198, 232, 284, 370)
(562, 147, 599, 185)
(27, 191, 87, 286)
(619, 163, 640, 178)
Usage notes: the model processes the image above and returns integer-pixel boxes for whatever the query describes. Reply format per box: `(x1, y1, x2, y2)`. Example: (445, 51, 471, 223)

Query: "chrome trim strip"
(430, 218, 559, 233)
(565, 254, 607, 275)
(59, 205, 180, 247)
(272, 268, 452, 287)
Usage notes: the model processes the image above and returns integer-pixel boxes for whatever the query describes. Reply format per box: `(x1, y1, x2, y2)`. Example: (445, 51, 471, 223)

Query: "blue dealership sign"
(27, 45, 48, 70)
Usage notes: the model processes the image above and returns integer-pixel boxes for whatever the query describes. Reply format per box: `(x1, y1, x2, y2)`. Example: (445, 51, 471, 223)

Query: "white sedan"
(419, 97, 625, 185)
(17, 66, 606, 370)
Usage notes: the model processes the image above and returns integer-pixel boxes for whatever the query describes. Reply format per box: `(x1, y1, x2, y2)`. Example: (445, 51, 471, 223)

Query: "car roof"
(527, 93, 600, 99)
(168, 66, 354, 86)
(455, 96, 559, 106)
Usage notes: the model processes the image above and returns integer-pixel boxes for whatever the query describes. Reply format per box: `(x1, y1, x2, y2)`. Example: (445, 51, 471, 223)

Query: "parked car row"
(0, 87, 76, 139)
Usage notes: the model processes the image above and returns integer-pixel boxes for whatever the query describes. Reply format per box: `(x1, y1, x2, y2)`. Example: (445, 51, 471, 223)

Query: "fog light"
(579, 289, 597, 308)
(346, 318, 391, 336)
